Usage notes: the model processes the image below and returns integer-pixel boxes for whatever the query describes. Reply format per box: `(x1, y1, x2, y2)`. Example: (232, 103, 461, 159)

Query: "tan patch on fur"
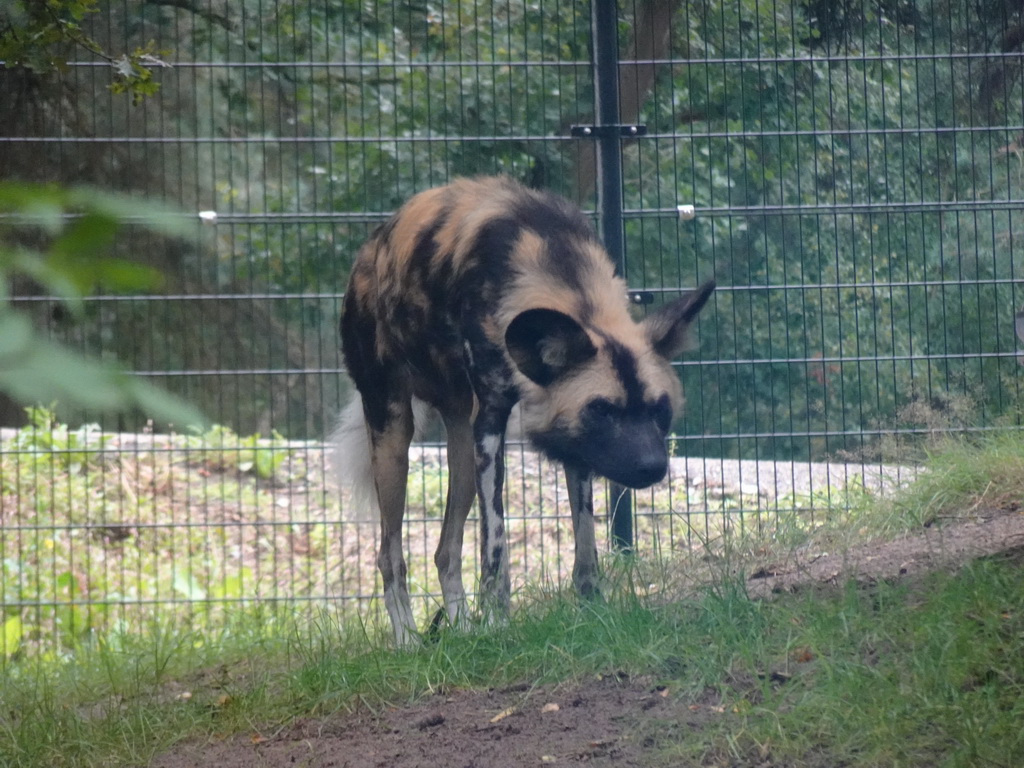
(387, 187, 447, 265)
(443, 178, 524, 277)
(519, 358, 625, 434)
(494, 231, 575, 326)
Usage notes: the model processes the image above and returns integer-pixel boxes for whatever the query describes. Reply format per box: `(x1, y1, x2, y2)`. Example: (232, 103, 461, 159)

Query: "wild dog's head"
(506, 281, 715, 489)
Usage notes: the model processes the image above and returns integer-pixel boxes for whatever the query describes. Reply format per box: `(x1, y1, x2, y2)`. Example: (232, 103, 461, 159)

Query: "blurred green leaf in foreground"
(0, 183, 204, 428)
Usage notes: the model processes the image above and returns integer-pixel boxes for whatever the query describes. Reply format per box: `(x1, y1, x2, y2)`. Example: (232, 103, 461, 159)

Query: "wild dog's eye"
(650, 394, 672, 433)
(584, 398, 618, 422)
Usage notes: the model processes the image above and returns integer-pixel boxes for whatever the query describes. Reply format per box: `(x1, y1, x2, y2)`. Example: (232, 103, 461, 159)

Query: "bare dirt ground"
(746, 503, 1024, 599)
(153, 674, 733, 768)
(152, 504, 1024, 768)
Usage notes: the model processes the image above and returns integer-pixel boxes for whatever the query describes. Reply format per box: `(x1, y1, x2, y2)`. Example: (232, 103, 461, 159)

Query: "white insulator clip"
(677, 204, 696, 221)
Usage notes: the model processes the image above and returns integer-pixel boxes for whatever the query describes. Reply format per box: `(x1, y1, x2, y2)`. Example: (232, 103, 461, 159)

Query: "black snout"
(604, 449, 668, 489)
(529, 408, 673, 490)
(587, 421, 670, 489)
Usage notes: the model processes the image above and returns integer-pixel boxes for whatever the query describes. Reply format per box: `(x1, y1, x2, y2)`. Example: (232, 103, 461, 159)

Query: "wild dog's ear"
(505, 308, 596, 386)
(645, 280, 716, 359)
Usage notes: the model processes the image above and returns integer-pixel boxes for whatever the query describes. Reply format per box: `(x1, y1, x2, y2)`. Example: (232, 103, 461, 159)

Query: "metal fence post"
(589, 0, 639, 552)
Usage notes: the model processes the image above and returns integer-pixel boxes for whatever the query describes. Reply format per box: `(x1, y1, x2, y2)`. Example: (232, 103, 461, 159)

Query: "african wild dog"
(335, 176, 714, 645)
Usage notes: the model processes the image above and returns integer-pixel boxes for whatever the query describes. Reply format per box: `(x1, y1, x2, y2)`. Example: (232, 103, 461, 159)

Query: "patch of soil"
(152, 507, 1024, 768)
(151, 675, 729, 768)
(746, 506, 1024, 598)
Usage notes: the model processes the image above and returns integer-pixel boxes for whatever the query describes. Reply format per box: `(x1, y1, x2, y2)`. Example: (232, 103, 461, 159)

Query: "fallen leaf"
(490, 706, 517, 723)
(791, 646, 815, 663)
(541, 756, 557, 764)
(250, 734, 266, 745)
(541, 702, 560, 713)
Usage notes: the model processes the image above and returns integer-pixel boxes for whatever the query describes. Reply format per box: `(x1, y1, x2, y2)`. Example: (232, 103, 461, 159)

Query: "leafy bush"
(0, 182, 203, 427)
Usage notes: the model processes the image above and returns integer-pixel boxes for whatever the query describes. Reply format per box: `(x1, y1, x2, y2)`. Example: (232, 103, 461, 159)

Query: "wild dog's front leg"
(433, 412, 476, 627)
(474, 415, 512, 622)
(369, 404, 416, 646)
(564, 464, 600, 598)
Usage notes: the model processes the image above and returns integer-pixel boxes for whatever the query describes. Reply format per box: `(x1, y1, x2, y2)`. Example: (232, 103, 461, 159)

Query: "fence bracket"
(570, 124, 648, 139)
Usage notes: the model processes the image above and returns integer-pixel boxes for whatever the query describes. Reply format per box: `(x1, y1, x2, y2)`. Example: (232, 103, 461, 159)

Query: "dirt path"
(745, 505, 1024, 598)
(152, 507, 1024, 768)
(153, 675, 734, 768)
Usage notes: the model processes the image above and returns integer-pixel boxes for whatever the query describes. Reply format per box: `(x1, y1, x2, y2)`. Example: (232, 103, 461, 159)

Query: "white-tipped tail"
(329, 393, 439, 521)
(330, 394, 379, 521)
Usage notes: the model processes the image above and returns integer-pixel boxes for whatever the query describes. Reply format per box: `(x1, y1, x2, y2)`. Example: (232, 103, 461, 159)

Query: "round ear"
(505, 308, 596, 386)
(644, 280, 716, 360)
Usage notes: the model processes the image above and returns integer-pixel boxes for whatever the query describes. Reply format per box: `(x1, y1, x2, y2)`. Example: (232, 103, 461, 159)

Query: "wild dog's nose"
(612, 451, 668, 489)
(631, 453, 669, 488)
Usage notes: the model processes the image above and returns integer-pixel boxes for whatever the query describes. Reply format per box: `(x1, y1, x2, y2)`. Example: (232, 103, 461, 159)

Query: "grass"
(1, 421, 1023, 766)
(655, 557, 1024, 767)
(883, 429, 1024, 526)
(2, 554, 1022, 767)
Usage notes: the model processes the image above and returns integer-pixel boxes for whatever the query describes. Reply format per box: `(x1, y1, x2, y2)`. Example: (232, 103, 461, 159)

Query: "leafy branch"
(0, 182, 204, 427)
(0, 0, 168, 103)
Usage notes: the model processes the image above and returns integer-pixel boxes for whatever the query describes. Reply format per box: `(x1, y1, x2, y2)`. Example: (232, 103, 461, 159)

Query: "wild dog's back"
(340, 176, 616, 415)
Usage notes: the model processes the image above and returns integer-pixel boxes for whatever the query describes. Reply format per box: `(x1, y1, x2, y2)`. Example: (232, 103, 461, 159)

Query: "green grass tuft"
(884, 429, 1024, 526)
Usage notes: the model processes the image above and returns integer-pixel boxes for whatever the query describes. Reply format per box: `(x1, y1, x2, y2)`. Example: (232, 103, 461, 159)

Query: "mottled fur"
(336, 176, 714, 644)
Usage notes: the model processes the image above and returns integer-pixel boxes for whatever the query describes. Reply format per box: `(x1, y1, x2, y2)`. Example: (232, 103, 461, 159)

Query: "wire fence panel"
(1, 0, 1022, 656)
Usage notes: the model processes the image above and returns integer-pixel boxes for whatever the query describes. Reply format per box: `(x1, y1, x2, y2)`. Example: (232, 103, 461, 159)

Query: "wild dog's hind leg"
(369, 399, 417, 646)
(564, 464, 600, 599)
(433, 409, 476, 628)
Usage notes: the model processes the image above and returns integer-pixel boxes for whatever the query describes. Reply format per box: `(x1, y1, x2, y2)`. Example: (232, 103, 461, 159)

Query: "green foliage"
(107, 44, 168, 104)
(8, 0, 1024, 450)
(173, 0, 591, 302)
(0, 0, 103, 72)
(0, 0, 168, 102)
(0, 182, 203, 427)
(7, 405, 111, 472)
(0, 410, 321, 662)
(184, 424, 290, 480)
(631, 0, 1024, 459)
(1, 615, 22, 660)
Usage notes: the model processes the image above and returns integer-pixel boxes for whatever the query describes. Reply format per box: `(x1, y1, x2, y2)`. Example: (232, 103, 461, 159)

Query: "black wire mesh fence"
(1, 0, 1023, 657)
